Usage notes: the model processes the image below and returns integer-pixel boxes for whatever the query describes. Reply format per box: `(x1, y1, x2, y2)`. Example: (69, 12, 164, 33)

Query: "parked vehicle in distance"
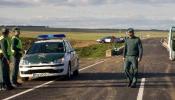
(96, 36, 125, 43)
(96, 36, 116, 43)
(114, 37, 125, 43)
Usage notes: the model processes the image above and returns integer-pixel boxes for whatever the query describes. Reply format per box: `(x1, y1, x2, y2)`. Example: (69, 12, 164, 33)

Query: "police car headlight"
(53, 58, 64, 64)
(20, 60, 29, 65)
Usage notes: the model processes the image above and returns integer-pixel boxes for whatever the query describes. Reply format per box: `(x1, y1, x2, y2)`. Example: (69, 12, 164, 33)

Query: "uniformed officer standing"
(0, 28, 14, 90)
(0, 32, 4, 90)
(11, 27, 22, 87)
(123, 28, 143, 88)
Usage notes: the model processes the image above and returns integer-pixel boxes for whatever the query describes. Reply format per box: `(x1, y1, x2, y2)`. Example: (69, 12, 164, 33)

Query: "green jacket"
(123, 36, 143, 59)
(11, 36, 22, 57)
(0, 36, 11, 60)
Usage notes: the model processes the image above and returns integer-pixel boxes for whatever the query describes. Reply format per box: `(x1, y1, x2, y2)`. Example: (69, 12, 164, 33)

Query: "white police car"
(19, 34, 79, 81)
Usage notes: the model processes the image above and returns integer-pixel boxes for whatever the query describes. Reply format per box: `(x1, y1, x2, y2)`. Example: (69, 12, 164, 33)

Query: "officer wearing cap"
(0, 28, 14, 90)
(123, 28, 143, 88)
(11, 27, 22, 87)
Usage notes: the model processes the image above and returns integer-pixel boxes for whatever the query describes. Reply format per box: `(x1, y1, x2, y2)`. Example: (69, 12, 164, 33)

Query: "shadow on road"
(139, 72, 175, 78)
(139, 72, 175, 88)
(72, 72, 125, 81)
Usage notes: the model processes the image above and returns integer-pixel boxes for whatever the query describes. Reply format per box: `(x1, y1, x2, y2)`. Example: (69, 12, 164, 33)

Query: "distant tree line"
(0, 25, 168, 33)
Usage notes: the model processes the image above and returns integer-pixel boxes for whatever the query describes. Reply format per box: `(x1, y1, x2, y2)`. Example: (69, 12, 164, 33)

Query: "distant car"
(96, 36, 116, 43)
(114, 37, 125, 43)
(19, 34, 79, 81)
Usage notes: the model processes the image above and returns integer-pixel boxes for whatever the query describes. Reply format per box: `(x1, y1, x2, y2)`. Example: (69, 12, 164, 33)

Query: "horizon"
(0, 25, 170, 31)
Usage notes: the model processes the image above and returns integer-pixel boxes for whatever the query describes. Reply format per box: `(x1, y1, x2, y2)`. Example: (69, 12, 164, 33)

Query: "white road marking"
(3, 60, 105, 100)
(137, 78, 146, 100)
(3, 81, 54, 100)
(79, 60, 105, 71)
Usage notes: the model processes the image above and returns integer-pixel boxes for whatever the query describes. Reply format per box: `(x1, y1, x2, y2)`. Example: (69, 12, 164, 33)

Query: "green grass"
(76, 43, 123, 58)
(20, 31, 168, 41)
(20, 37, 36, 50)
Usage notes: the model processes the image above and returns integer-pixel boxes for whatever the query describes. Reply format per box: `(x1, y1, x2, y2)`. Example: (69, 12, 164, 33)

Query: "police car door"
(169, 27, 175, 60)
(65, 41, 76, 70)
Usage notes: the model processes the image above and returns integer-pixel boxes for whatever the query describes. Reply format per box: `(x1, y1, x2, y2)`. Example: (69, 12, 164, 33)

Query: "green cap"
(127, 28, 134, 33)
(12, 27, 20, 32)
(1, 28, 9, 35)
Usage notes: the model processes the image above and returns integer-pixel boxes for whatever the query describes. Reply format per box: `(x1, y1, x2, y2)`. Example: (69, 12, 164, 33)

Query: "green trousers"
(1, 57, 12, 87)
(0, 60, 3, 87)
(124, 56, 138, 85)
(12, 56, 21, 84)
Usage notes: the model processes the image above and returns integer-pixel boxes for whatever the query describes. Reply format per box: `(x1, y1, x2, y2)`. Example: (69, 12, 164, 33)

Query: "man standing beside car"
(0, 28, 14, 90)
(123, 28, 143, 88)
(11, 27, 22, 87)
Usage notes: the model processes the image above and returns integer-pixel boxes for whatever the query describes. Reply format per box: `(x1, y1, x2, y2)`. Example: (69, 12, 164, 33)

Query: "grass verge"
(75, 43, 123, 58)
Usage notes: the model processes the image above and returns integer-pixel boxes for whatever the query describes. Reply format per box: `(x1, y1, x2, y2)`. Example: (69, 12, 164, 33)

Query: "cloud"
(1, 0, 175, 7)
(41, 0, 175, 7)
(0, 16, 173, 29)
(0, 0, 41, 7)
(0, 0, 175, 29)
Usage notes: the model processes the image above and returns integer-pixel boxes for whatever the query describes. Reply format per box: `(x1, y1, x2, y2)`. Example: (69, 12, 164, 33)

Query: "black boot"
(131, 83, 136, 88)
(6, 85, 15, 90)
(128, 80, 132, 87)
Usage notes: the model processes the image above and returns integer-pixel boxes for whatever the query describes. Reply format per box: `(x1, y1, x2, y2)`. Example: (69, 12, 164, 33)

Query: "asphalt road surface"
(1, 38, 175, 100)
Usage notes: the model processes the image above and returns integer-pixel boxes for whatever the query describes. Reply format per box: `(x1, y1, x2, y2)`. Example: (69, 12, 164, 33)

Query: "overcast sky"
(0, 0, 175, 29)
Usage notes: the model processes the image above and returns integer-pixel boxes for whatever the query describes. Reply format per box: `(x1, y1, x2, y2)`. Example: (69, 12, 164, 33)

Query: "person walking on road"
(123, 28, 143, 88)
(11, 27, 22, 87)
(0, 28, 14, 90)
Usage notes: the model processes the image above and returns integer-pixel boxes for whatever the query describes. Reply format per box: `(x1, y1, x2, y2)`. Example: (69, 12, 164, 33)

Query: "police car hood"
(23, 53, 64, 64)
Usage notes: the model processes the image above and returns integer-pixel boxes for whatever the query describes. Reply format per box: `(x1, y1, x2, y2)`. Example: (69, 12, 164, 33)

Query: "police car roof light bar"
(38, 34, 66, 40)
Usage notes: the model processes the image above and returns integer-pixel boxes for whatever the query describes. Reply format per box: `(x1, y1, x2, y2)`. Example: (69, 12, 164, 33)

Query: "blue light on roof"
(38, 34, 66, 39)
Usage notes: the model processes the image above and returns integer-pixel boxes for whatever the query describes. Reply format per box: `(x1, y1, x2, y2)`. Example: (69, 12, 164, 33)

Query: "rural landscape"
(0, 26, 174, 100)
(1, 26, 167, 58)
(1, 0, 175, 100)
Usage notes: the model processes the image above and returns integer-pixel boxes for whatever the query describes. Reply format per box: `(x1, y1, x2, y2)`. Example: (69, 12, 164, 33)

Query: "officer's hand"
(7, 59, 11, 64)
(138, 58, 141, 62)
(123, 57, 125, 61)
(7, 60, 10, 64)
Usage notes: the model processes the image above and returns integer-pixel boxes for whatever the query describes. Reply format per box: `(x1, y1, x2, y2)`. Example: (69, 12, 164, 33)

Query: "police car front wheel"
(65, 64, 72, 80)
(73, 69, 79, 76)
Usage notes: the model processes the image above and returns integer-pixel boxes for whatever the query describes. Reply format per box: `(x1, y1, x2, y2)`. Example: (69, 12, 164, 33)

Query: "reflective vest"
(0, 36, 11, 56)
(0, 36, 3, 54)
(11, 36, 22, 54)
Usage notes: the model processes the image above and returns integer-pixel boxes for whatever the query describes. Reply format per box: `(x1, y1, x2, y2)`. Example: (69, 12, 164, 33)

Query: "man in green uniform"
(0, 28, 14, 90)
(11, 27, 22, 87)
(123, 28, 143, 88)
(0, 31, 4, 90)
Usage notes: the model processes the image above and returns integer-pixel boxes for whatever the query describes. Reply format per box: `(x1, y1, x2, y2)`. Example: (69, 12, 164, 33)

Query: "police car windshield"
(27, 42, 65, 54)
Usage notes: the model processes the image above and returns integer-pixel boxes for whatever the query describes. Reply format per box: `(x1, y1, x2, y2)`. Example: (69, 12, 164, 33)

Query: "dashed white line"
(137, 78, 146, 100)
(3, 60, 105, 100)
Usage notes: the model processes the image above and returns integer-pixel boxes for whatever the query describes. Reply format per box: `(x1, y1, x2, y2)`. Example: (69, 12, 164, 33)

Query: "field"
(19, 30, 168, 58)
(20, 31, 168, 40)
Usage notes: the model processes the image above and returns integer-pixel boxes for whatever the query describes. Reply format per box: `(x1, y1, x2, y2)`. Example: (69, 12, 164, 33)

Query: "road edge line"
(3, 60, 105, 100)
(137, 78, 146, 100)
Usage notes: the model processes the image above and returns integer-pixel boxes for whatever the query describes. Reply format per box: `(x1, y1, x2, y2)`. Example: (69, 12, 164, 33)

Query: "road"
(1, 38, 175, 100)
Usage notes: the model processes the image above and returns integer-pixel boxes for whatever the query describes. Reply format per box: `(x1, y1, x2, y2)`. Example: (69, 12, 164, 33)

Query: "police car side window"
(67, 41, 73, 51)
(65, 41, 71, 52)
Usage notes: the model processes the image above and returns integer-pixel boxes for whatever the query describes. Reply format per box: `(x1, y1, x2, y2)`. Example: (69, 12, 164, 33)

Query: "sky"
(0, 0, 175, 29)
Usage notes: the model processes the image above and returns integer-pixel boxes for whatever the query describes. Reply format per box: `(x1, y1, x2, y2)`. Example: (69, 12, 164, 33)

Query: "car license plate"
(33, 73, 50, 78)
